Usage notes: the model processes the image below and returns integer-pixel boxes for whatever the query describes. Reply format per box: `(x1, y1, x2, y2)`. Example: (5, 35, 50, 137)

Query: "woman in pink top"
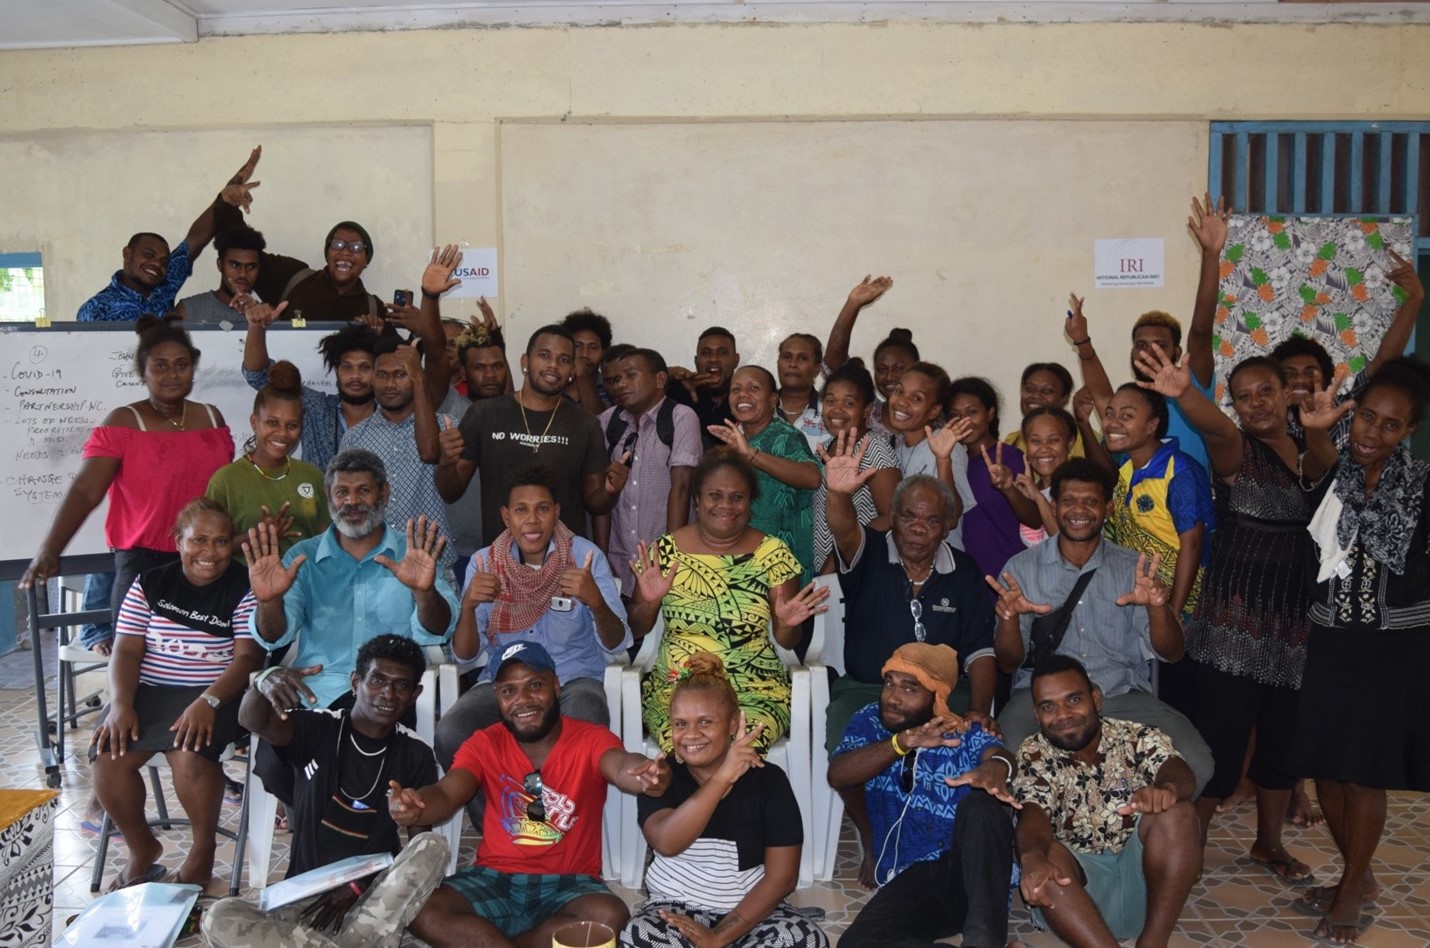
(20, 317, 234, 614)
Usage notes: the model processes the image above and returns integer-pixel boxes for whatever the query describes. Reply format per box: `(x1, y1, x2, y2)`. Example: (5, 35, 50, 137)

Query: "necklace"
(778, 393, 810, 420)
(149, 398, 187, 431)
(335, 715, 388, 809)
(246, 453, 292, 482)
(901, 558, 933, 586)
(517, 391, 559, 452)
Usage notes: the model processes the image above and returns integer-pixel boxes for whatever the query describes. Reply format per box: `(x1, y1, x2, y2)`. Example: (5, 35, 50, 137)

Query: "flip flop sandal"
(106, 863, 166, 892)
(1308, 909, 1374, 945)
(1248, 854, 1315, 885)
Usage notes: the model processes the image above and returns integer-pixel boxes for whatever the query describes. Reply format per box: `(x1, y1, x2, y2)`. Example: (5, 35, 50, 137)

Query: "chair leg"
(90, 813, 113, 893)
(54, 653, 67, 765)
(148, 766, 172, 828)
(230, 756, 250, 897)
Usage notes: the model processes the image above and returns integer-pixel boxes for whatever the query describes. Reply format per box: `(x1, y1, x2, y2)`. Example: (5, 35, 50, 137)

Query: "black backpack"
(605, 400, 676, 457)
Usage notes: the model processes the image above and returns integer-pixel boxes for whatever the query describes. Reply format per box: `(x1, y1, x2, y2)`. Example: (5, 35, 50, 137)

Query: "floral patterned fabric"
(641, 533, 801, 754)
(1212, 215, 1413, 404)
(1012, 718, 1175, 855)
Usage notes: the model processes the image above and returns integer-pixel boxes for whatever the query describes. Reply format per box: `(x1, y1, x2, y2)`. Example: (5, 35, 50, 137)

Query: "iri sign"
(442, 247, 499, 299)
(1093, 238, 1164, 289)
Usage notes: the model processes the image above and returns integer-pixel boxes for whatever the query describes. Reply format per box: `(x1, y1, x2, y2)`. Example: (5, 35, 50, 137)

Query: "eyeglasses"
(523, 771, 546, 822)
(899, 748, 918, 794)
(909, 597, 927, 643)
(328, 237, 368, 255)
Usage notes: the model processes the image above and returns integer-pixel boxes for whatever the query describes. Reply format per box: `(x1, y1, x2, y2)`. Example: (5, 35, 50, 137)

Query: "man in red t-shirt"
(391, 641, 670, 946)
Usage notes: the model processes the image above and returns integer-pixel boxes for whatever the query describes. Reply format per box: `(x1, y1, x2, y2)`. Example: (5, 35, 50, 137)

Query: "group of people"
(21, 148, 1429, 947)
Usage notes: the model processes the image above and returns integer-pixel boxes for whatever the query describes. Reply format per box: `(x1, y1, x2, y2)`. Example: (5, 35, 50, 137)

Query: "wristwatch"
(199, 693, 221, 709)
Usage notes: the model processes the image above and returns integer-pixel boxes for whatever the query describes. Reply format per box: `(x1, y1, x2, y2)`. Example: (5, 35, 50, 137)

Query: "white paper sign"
(445, 247, 499, 299)
(1094, 238, 1165, 289)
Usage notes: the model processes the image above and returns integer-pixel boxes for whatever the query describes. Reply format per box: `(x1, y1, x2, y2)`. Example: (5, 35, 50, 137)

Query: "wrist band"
(749, 448, 760, 462)
(255, 666, 283, 687)
(990, 754, 1014, 781)
(349, 881, 365, 897)
(891, 733, 910, 756)
(1071, 337, 1090, 346)
(422, 288, 441, 300)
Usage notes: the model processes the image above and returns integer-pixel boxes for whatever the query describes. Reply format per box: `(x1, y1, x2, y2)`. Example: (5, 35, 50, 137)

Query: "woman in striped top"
(624, 652, 828, 948)
(90, 499, 262, 891)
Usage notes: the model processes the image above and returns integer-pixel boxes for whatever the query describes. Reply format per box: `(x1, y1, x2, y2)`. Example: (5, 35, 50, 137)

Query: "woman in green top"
(707, 365, 820, 584)
(205, 360, 330, 556)
(629, 450, 829, 753)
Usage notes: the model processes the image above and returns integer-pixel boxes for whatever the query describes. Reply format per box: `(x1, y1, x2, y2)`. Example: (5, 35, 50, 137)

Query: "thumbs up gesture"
(560, 550, 602, 610)
(438, 415, 465, 465)
(462, 553, 502, 606)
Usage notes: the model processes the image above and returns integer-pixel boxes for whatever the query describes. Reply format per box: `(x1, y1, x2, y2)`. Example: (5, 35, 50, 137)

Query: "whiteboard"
(0, 323, 343, 566)
(500, 119, 1207, 405)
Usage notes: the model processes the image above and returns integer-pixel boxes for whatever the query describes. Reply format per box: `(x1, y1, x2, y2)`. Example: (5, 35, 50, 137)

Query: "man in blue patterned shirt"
(829, 643, 1017, 948)
(77, 147, 260, 321)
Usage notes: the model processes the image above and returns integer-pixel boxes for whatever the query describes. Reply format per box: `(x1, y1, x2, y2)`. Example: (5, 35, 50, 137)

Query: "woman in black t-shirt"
(624, 653, 828, 948)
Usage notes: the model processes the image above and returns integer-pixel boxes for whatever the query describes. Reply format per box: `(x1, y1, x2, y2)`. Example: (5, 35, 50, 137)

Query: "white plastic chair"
(246, 646, 455, 885)
(805, 574, 847, 882)
(619, 613, 816, 889)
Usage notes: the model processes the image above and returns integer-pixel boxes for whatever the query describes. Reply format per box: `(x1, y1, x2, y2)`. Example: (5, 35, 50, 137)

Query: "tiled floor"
(2, 657, 1428, 946)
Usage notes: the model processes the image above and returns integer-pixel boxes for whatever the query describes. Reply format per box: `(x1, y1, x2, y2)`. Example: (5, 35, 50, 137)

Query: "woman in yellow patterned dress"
(629, 449, 829, 753)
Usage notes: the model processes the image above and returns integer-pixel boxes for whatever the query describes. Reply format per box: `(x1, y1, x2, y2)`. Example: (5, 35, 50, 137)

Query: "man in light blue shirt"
(433, 466, 630, 777)
(244, 449, 458, 710)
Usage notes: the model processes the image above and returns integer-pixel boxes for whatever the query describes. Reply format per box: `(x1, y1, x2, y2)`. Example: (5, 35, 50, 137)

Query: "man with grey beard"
(244, 448, 459, 716)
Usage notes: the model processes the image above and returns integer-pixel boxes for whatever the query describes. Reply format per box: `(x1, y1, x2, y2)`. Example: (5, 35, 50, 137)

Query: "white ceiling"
(3, 0, 1429, 49)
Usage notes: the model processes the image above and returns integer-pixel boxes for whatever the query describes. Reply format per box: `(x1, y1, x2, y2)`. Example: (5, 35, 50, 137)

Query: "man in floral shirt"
(1012, 656, 1200, 946)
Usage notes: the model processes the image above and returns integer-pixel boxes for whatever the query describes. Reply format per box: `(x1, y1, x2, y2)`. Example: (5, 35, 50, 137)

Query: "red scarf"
(485, 521, 575, 643)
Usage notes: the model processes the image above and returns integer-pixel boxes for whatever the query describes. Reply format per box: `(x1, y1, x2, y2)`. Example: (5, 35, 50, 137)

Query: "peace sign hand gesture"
(817, 429, 877, 496)
(258, 501, 301, 540)
(243, 522, 307, 604)
(462, 554, 501, 606)
(985, 571, 1054, 622)
(980, 441, 1015, 489)
(1115, 553, 1169, 608)
(560, 550, 603, 609)
(712, 711, 766, 789)
(631, 540, 678, 604)
(1066, 292, 1090, 346)
(374, 516, 446, 593)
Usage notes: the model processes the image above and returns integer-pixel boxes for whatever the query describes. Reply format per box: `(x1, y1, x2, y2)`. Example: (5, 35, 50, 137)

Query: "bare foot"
(1286, 783, 1325, 827)
(1216, 776, 1254, 812)
(856, 852, 877, 891)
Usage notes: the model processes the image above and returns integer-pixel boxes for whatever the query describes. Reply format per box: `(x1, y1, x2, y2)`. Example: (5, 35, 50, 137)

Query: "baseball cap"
(496, 641, 557, 677)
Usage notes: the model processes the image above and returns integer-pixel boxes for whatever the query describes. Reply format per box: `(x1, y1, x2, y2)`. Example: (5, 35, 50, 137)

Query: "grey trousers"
(998, 688, 1215, 796)
(201, 832, 449, 948)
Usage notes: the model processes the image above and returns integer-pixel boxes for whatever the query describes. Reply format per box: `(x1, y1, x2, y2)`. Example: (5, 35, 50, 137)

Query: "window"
(0, 252, 45, 323)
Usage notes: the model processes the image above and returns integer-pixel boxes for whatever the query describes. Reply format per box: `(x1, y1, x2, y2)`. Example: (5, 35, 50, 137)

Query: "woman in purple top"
(946, 377, 1043, 580)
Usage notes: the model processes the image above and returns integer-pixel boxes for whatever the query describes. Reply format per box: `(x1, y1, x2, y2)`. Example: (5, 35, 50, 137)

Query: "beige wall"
(2, 21, 1427, 396)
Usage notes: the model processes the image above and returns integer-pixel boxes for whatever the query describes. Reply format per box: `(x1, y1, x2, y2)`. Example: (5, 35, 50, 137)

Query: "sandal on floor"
(1248, 853, 1315, 885)
(106, 863, 166, 892)
(1309, 909, 1374, 945)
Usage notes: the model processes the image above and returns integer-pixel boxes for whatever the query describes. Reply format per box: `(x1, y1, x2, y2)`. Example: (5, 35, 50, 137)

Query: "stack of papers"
(257, 852, 395, 912)
(58, 882, 200, 947)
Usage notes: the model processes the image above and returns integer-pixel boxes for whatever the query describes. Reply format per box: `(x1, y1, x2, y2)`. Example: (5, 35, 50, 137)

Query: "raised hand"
(1388, 248, 1425, 303)
(985, 571, 1054, 621)
(375, 516, 446, 592)
(899, 713, 967, 751)
(604, 451, 631, 496)
(421, 244, 464, 299)
(847, 274, 894, 309)
(945, 757, 1021, 807)
(1119, 784, 1178, 815)
(221, 145, 262, 214)
(773, 580, 831, 627)
(1133, 346, 1190, 399)
(817, 429, 877, 495)
(257, 664, 323, 719)
(560, 550, 603, 610)
(438, 416, 464, 464)
(170, 696, 216, 752)
(92, 703, 141, 759)
(391, 342, 425, 380)
(243, 522, 307, 603)
(980, 441, 1015, 490)
(473, 296, 498, 331)
(1115, 553, 1169, 608)
(257, 501, 300, 540)
(1012, 471, 1043, 503)
(713, 711, 766, 787)
(241, 299, 287, 328)
(706, 419, 753, 460)
(1066, 292, 1090, 346)
(926, 416, 974, 460)
(1300, 366, 1355, 431)
(1071, 386, 1096, 426)
(626, 750, 671, 796)
(387, 779, 427, 826)
(462, 554, 501, 606)
(631, 540, 679, 604)
(383, 299, 423, 333)
(1188, 192, 1230, 255)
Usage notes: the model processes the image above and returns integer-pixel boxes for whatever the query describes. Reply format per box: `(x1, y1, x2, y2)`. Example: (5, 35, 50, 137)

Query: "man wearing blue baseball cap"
(390, 640, 670, 947)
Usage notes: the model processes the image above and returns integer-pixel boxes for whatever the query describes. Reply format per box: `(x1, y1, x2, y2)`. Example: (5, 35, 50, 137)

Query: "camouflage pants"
(201, 833, 450, 948)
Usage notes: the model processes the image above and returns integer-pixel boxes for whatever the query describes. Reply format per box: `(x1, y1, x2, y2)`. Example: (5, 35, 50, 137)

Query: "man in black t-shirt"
(436, 324, 627, 546)
(203, 635, 445, 948)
